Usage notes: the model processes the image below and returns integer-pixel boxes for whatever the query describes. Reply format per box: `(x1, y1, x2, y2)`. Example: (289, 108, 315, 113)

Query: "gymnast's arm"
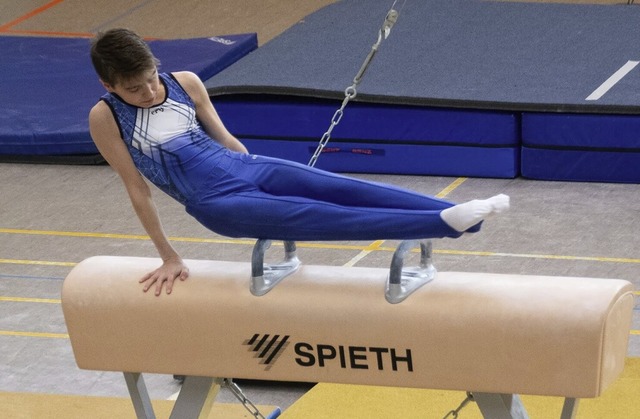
(172, 71, 249, 153)
(88, 101, 189, 296)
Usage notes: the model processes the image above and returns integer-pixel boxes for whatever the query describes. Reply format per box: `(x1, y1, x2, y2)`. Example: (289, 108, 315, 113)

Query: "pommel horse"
(62, 239, 634, 419)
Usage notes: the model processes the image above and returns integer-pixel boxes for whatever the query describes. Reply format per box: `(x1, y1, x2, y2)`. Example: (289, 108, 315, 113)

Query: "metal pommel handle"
(251, 239, 301, 296)
(385, 239, 436, 304)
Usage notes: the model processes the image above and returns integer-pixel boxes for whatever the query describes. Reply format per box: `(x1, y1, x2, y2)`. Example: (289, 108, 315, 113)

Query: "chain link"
(224, 379, 266, 419)
(442, 392, 474, 419)
(308, 0, 405, 167)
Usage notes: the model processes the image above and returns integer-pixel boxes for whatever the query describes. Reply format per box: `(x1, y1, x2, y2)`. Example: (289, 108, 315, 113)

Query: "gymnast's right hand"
(139, 258, 190, 296)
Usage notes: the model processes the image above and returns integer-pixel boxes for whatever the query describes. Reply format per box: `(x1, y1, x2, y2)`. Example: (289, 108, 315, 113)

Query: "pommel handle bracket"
(251, 239, 301, 296)
(385, 239, 436, 304)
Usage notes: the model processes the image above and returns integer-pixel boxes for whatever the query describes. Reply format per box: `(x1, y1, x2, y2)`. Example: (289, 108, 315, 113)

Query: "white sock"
(440, 194, 510, 232)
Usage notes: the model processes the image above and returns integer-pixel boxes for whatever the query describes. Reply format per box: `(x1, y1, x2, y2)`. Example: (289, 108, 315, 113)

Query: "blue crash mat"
(213, 95, 520, 177)
(0, 33, 257, 162)
(205, 0, 640, 181)
(521, 113, 640, 183)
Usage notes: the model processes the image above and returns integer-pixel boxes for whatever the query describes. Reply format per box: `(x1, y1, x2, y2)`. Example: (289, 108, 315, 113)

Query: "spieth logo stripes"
(245, 334, 290, 370)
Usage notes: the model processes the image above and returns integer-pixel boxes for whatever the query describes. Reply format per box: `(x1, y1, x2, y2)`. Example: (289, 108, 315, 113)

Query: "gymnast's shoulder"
(88, 100, 116, 132)
(170, 71, 203, 89)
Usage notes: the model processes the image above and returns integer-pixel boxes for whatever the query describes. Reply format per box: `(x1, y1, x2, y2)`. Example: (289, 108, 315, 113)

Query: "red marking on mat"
(351, 148, 373, 155)
(0, 0, 66, 32)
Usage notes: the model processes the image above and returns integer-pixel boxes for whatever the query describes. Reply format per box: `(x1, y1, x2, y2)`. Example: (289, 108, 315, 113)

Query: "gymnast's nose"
(141, 83, 155, 101)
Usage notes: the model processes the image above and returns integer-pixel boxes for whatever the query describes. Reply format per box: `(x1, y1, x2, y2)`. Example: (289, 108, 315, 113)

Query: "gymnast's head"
(90, 28, 160, 88)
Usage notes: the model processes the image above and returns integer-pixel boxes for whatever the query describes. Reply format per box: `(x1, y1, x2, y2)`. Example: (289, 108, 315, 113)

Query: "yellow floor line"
(435, 177, 467, 198)
(0, 228, 366, 251)
(0, 330, 68, 339)
(0, 296, 60, 304)
(2, 250, 640, 268)
(343, 240, 386, 267)
(0, 227, 151, 240)
(429, 249, 640, 264)
(0, 258, 76, 267)
(5, 225, 640, 264)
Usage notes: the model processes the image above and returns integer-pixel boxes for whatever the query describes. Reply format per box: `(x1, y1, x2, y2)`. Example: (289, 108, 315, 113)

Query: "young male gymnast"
(89, 28, 509, 296)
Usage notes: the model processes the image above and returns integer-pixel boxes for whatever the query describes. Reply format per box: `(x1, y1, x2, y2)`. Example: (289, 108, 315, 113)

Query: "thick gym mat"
(206, 0, 640, 112)
(521, 112, 640, 183)
(0, 33, 257, 162)
(213, 95, 520, 177)
(206, 0, 640, 181)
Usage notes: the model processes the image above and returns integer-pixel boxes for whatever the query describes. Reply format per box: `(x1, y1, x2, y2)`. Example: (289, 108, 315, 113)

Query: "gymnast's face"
(103, 68, 162, 108)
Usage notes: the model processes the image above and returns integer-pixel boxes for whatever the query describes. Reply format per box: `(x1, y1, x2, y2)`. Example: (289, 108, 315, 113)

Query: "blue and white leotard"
(101, 73, 465, 241)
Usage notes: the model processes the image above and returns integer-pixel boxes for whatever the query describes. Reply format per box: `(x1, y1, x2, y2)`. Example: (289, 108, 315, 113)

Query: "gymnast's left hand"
(139, 258, 190, 296)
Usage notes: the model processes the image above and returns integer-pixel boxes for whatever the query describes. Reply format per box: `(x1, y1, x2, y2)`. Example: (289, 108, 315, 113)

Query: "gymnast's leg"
(224, 152, 454, 211)
(188, 153, 509, 240)
(187, 189, 457, 241)
(187, 189, 508, 241)
(230, 152, 509, 233)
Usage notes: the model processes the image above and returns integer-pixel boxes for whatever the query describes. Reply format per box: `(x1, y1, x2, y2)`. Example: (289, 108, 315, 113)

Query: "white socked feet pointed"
(440, 194, 510, 232)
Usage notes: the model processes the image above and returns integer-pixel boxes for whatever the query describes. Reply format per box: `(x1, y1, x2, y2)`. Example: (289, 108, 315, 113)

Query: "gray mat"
(205, 0, 640, 113)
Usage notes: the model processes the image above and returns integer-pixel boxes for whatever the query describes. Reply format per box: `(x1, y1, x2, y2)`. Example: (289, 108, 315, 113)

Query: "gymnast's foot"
(440, 194, 510, 232)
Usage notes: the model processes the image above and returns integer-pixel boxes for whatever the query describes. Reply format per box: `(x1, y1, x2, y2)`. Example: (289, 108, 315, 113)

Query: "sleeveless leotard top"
(101, 73, 225, 205)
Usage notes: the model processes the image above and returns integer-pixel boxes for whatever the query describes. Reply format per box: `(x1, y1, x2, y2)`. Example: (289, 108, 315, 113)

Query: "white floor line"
(586, 60, 639, 101)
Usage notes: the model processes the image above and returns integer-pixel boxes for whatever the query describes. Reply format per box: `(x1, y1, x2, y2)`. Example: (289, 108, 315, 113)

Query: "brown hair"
(90, 28, 160, 86)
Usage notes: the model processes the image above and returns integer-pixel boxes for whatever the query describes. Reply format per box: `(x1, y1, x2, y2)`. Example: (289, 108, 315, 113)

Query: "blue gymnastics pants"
(186, 152, 467, 241)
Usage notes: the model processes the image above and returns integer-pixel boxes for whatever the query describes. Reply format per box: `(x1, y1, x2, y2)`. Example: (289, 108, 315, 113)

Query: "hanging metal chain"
(308, 0, 406, 167)
(224, 378, 266, 419)
(442, 392, 474, 419)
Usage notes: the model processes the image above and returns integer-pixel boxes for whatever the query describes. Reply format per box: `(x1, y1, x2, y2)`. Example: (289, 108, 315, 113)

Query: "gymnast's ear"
(99, 79, 115, 92)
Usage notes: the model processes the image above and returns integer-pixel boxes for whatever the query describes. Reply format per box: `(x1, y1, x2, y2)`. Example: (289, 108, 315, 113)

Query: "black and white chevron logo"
(244, 334, 290, 370)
